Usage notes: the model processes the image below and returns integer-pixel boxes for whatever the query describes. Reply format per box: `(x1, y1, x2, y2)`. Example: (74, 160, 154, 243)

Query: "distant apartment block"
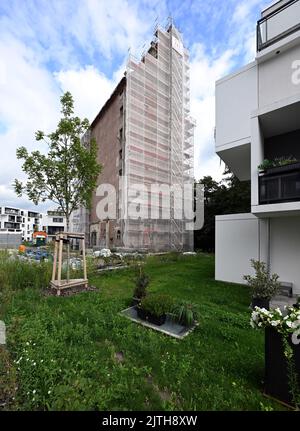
(83, 23, 195, 252)
(215, 0, 300, 295)
(41, 210, 66, 241)
(0, 206, 40, 242)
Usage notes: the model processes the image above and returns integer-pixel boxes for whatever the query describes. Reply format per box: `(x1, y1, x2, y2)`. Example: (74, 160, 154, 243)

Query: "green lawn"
(0, 253, 283, 410)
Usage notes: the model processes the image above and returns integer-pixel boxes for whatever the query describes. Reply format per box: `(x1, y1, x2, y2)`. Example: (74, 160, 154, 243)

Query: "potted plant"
(137, 294, 174, 326)
(251, 306, 300, 408)
(258, 159, 274, 173)
(171, 301, 199, 327)
(258, 157, 299, 175)
(132, 266, 149, 306)
(244, 259, 280, 310)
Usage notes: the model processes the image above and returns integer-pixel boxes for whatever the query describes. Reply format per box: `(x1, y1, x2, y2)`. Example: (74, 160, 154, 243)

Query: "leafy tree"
(14, 92, 101, 231)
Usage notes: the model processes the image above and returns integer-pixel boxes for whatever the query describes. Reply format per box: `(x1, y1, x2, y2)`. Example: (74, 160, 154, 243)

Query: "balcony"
(257, 0, 300, 51)
(5, 207, 19, 215)
(28, 211, 39, 218)
(4, 222, 21, 229)
(259, 162, 300, 204)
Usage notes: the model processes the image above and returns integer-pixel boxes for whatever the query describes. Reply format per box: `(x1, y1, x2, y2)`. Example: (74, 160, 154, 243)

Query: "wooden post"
(82, 236, 87, 287)
(52, 239, 58, 282)
(57, 235, 63, 291)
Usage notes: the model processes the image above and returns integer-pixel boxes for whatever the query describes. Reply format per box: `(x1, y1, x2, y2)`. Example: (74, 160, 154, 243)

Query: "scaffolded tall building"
(86, 22, 195, 252)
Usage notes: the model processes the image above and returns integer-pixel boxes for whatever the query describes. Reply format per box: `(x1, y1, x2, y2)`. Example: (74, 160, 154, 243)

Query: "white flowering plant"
(250, 304, 300, 409)
(250, 306, 300, 337)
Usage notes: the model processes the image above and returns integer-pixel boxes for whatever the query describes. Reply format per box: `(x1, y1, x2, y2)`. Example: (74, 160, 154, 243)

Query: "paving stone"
(0, 321, 6, 345)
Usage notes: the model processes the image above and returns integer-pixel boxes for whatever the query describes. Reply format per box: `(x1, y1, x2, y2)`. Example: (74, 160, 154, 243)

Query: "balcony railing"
(257, 0, 300, 51)
(259, 164, 300, 204)
(5, 208, 19, 215)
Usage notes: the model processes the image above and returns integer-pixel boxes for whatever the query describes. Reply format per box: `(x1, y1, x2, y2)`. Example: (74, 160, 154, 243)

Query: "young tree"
(14, 92, 101, 280)
(14, 91, 101, 231)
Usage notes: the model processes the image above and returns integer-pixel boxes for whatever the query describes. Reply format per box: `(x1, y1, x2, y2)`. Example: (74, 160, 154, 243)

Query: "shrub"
(139, 294, 174, 318)
(243, 259, 280, 300)
(258, 157, 297, 171)
(133, 266, 149, 299)
(0, 251, 52, 292)
(171, 301, 199, 327)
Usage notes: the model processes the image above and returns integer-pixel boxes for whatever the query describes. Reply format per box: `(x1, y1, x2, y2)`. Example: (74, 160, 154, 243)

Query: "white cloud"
(0, 32, 61, 210)
(190, 44, 236, 180)
(55, 66, 117, 121)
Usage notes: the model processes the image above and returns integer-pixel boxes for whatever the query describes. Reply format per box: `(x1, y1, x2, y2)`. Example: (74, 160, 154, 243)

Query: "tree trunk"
(66, 217, 70, 283)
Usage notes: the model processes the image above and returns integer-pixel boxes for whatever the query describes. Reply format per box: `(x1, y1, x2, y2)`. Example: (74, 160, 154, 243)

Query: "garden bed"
(120, 306, 198, 339)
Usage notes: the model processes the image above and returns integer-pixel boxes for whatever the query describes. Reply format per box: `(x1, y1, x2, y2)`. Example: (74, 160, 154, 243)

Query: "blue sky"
(0, 0, 271, 211)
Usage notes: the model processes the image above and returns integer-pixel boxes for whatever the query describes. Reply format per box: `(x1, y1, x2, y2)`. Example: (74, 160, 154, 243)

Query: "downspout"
(267, 218, 271, 272)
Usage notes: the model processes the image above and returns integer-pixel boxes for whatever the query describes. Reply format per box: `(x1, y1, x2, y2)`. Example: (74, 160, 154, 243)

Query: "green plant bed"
(137, 306, 166, 326)
(137, 294, 174, 326)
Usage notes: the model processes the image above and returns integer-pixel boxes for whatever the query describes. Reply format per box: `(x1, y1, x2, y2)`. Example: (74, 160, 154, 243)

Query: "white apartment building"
(40, 210, 66, 241)
(0, 206, 40, 242)
(215, 0, 300, 295)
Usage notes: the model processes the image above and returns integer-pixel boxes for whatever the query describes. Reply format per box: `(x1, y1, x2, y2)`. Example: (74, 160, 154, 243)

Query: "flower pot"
(265, 162, 300, 175)
(137, 307, 166, 326)
(265, 327, 300, 406)
(251, 298, 270, 310)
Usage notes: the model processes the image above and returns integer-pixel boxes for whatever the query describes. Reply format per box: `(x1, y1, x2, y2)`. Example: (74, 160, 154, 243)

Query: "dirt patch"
(43, 285, 98, 297)
(114, 351, 125, 363)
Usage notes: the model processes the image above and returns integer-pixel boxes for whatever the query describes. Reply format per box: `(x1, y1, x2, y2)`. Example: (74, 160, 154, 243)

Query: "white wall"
(270, 216, 300, 295)
(258, 44, 300, 108)
(216, 213, 300, 295)
(215, 214, 260, 284)
(215, 63, 258, 151)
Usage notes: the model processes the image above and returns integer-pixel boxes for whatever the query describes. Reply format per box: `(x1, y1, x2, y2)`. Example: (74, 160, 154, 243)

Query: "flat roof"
(261, 0, 293, 18)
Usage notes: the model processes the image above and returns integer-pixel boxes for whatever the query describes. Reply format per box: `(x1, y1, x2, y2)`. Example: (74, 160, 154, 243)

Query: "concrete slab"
(120, 306, 198, 339)
(0, 321, 6, 345)
(270, 295, 299, 313)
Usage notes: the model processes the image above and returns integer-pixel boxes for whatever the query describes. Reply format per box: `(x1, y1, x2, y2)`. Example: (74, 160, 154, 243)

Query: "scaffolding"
(123, 23, 195, 251)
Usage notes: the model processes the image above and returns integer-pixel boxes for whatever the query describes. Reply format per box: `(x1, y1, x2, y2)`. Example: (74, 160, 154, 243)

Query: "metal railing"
(259, 166, 300, 204)
(257, 0, 300, 51)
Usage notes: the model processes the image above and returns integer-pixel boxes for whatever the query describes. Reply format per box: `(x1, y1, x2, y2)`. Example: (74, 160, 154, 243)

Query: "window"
(91, 231, 97, 246)
(53, 217, 63, 223)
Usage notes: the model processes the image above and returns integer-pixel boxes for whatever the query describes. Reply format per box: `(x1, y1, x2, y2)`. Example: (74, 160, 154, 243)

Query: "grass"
(0, 252, 284, 410)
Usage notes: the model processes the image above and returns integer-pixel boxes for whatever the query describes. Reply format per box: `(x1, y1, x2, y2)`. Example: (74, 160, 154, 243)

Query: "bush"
(243, 259, 280, 300)
(171, 301, 199, 327)
(139, 294, 174, 318)
(133, 266, 149, 299)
